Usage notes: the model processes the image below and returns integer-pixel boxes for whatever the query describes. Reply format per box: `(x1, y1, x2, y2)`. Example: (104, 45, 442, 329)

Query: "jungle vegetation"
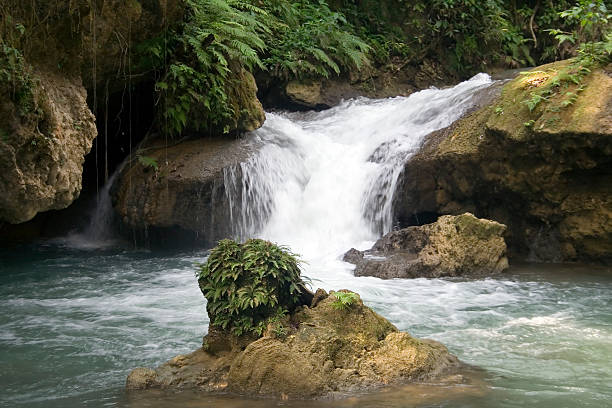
(1, 0, 610, 136)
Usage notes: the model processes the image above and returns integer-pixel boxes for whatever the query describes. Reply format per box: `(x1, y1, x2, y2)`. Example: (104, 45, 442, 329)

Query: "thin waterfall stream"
(1, 75, 610, 408)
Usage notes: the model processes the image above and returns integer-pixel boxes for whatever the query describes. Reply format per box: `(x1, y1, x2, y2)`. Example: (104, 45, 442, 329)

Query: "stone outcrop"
(0, 1, 264, 227)
(112, 136, 255, 247)
(260, 59, 451, 110)
(126, 290, 464, 399)
(395, 61, 612, 263)
(0, 69, 97, 224)
(344, 213, 509, 279)
(216, 67, 266, 133)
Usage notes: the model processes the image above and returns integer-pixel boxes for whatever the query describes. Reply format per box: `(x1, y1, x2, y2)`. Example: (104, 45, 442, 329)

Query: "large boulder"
(111, 136, 256, 247)
(344, 213, 508, 279)
(126, 290, 463, 398)
(0, 69, 97, 224)
(394, 60, 612, 263)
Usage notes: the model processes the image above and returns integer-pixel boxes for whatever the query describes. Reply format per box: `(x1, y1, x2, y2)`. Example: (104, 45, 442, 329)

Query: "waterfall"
(224, 74, 493, 263)
(61, 170, 121, 249)
(83, 170, 119, 242)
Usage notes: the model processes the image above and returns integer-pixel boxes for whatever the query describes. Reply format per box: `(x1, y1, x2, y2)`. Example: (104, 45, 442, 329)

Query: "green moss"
(453, 213, 505, 240)
(486, 59, 605, 141)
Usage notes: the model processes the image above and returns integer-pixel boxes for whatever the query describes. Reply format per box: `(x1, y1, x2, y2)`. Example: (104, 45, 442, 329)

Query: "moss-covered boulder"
(126, 289, 462, 398)
(395, 60, 612, 263)
(344, 213, 509, 279)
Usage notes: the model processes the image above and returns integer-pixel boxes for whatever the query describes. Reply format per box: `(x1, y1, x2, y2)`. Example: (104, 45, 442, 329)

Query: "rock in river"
(126, 290, 464, 399)
(344, 213, 509, 279)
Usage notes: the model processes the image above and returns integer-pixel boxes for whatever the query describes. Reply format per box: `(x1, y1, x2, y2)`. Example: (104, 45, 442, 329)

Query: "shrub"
(146, 0, 270, 136)
(0, 16, 37, 117)
(197, 239, 308, 336)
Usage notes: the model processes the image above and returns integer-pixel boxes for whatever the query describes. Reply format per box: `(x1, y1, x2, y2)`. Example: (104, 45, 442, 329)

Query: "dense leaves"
(0, 15, 37, 117)
(141, 0, 270, 136)
(197, 239, 307, 336)
(336, 0, 611, 74)
(261, 0, 370, 79)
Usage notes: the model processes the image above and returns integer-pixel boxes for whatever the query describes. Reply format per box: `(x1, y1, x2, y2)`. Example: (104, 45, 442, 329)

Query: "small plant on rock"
(331, 291, 359, 311)
(197, 239, 308, 336)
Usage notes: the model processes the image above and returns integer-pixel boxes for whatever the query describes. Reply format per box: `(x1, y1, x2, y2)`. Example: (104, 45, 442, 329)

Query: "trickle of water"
(84, 171, 120, 240)
(61, 170, 122, 249)
(226, 74, 493, 259)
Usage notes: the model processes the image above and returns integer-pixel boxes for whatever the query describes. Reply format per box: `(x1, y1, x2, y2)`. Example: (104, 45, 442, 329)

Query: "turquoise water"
(2, 79, 611, 407)
(1, 243, 610, 407)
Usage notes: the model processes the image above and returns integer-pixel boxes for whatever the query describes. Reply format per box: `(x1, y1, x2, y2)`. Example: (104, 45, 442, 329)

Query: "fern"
(331, 291, 359, 311)
(260, 0, 371, 80)
(151, 0, 272, 137)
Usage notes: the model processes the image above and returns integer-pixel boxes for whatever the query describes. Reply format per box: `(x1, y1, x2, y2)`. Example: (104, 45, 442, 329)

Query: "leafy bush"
(146, 0, 270, 136)
(0, 16, 37, 117)
(549, 0, 611, 46)
(197, 239, 308, 336)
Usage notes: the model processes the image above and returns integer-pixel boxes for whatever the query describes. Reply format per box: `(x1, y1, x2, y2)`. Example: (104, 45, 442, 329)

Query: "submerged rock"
(395, 60, 612, 264)
(126, 290, 463, 399)
(345, 213, 508, 279)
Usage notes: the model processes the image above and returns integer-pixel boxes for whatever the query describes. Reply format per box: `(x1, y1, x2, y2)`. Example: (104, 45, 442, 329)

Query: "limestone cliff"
(0, 69, 97, 223)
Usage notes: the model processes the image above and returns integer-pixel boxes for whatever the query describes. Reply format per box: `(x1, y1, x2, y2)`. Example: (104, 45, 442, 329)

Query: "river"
(1, 74, 610, 407)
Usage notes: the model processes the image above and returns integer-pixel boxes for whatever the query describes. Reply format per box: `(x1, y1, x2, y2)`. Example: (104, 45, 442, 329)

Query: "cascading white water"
(226, 74, 493, 270)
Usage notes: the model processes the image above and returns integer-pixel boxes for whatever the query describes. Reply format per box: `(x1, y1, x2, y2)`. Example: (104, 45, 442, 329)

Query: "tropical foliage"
(197, 239, 307, 336)
(3, 0, 609, 138)
(0, 15, 36, 117)
(261, 0, 370, 79)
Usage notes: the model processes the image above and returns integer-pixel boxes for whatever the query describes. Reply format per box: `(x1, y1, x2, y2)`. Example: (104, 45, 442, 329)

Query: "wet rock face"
(112, 136, 255, 247)
(395, 61, 612, 264)
(0, 70, 97, 224)
(344, 213, 509, 279)
(126, 290, 463, 398)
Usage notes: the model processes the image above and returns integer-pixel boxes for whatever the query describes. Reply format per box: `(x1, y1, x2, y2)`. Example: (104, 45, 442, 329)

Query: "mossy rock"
(487, 60, 612, 141)
(394, 60, 612, 263)
(126, 289, 463, 399)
